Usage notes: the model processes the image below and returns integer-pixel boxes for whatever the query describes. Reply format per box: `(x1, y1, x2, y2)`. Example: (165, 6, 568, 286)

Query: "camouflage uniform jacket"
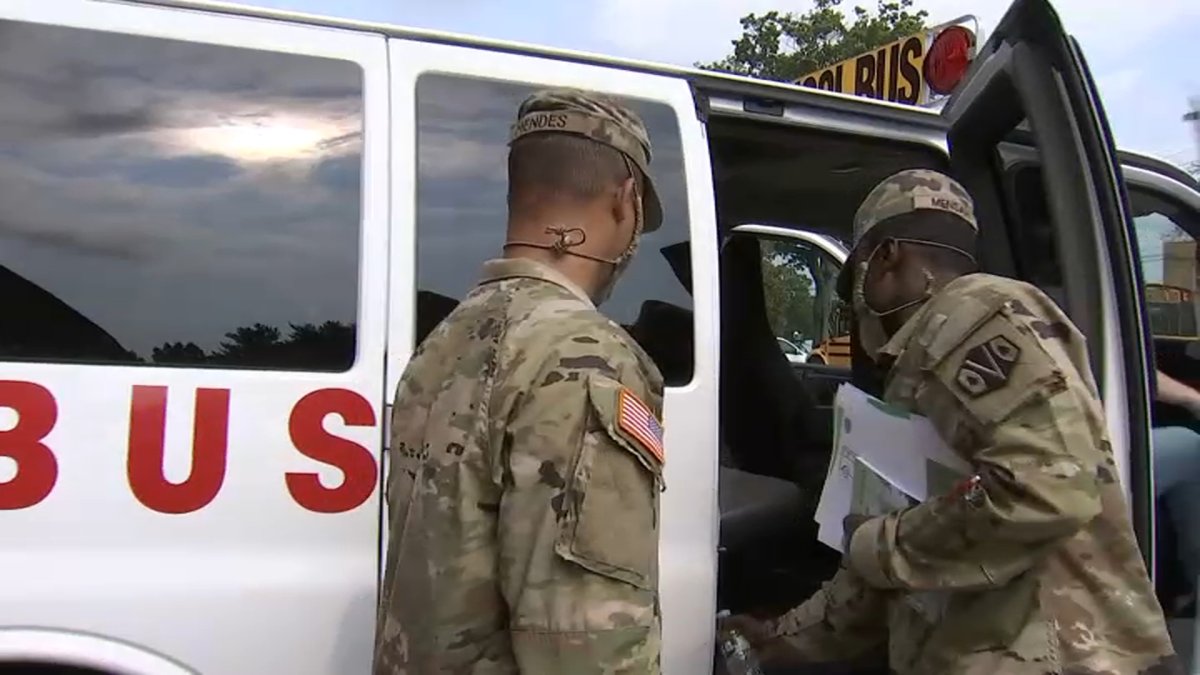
(374, 257, 665, 675)
(773, 273, 1179, 675)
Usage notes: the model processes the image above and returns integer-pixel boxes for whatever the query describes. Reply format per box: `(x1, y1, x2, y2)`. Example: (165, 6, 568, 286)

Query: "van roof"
(113, 0, 940, 116)
(109, 0, 1196, 184)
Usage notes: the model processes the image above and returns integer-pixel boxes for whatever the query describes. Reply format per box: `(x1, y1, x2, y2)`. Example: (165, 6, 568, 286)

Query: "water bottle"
(716, 610, 766, 675)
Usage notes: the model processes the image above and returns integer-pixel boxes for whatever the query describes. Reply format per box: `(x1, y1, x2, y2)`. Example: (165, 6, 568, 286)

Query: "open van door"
(938, 0, 1154, 561)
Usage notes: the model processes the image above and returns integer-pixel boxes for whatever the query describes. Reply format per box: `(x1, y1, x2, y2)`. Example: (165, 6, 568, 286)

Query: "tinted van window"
(0, 22, 363, 371)
(414, 74, 694, 385)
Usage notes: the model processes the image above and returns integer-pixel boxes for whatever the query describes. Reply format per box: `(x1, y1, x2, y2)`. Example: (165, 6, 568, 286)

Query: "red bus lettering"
(127, 386, 230, 514)
(287, 388, 377, 514)
(0, 381, 58, 509)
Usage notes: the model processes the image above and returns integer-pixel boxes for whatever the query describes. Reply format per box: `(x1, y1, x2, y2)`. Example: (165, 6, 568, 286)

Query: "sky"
(247, 0, 1200, 168)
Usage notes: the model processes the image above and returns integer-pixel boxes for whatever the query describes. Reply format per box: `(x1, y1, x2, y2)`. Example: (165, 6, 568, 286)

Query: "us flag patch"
(618, 388, 664, 465)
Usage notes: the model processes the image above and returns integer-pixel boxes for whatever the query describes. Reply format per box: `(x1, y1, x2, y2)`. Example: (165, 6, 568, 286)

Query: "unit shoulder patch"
(954, 334, 1020, 398)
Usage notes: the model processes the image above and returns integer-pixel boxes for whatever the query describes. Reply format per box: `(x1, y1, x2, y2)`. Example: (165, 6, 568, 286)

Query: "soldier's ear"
(875, 237, 903, 270)
(611, 176, 637, 231)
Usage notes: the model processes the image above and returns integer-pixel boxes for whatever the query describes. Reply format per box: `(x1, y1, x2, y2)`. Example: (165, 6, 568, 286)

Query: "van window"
(757, 237, 843, 367)
(1132, 187, 1200, 340)
(1006, 163, 1061, 289)
(0, 22, 364, 371)
(414, 74, 694, 385)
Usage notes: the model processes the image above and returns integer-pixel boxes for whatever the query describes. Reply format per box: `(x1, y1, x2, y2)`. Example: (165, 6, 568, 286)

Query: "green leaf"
(698, 0, 929, 83)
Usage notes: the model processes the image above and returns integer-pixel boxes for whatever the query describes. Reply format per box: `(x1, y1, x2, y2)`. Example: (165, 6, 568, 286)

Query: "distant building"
(1163, 239, 1198, 292)
(1186, 97, 1198, 172)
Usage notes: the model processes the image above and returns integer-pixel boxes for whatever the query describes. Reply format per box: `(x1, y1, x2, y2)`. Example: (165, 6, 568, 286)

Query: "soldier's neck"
(881, 270, 962, 335)
(505, 212, 613, 302)
(882, 309, 916, 337)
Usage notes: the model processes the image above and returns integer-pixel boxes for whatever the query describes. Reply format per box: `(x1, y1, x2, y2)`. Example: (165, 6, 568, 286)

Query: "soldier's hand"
(719, 614, 809, 668)
(719, 613, 774, 648)
(842, 514, 871, 551)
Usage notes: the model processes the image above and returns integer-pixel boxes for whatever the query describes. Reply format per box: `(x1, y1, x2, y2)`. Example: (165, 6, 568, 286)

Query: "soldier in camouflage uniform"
(373, 89, 666, 674)
(728, 169, 1180, 675)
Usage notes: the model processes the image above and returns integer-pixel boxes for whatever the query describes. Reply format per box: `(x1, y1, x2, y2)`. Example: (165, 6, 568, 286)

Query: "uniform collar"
(876, 305, 928, 361)
(479, 257, 595, 308)
(876, 274, 972, 361)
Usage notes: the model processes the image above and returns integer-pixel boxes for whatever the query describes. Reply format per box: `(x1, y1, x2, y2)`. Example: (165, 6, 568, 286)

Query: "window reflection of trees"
(148, 321, 355, 370)
(5, 257, 355, 370)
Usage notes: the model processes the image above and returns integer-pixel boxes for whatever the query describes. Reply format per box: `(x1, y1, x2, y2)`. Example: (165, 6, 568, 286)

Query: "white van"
(1, 0, 1198, 673)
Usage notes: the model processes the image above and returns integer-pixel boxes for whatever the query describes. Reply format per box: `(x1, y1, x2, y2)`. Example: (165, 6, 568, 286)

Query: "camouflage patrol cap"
(836, 169, 979, 300)
(510, 88, 663, 232)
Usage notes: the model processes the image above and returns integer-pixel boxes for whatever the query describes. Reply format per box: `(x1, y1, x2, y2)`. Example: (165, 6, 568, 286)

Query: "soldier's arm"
(498, 330, 664, 674)
(1156, 369, 1200, 415)
(847, 313, 1103, 591)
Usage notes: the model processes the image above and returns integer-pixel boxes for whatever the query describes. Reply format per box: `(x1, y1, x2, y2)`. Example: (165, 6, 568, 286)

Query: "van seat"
(416, 290, 461, 345)
(627, 299, 694, 387)
(719, 466, 806, 550)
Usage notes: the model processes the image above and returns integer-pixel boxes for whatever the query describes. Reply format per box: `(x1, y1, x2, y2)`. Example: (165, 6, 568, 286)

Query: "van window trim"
(1124, 166, 1200, 214)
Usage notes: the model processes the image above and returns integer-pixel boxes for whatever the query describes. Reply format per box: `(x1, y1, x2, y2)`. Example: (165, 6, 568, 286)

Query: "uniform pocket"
(934, 573, 1044, 656)
(554, 375, 662, 590)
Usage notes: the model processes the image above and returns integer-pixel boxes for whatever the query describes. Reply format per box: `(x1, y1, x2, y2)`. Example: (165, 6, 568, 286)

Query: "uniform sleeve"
(847, 313, 1104, 591)
(497, 330, 665, 674)
(766, 566, 889, 665)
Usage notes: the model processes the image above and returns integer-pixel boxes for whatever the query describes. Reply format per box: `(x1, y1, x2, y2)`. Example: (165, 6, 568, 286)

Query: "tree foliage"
(699, 0, 928, 82)
(760, 240, 818, 344)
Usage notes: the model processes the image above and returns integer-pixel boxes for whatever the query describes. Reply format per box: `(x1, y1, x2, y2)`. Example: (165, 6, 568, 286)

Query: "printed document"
(814, 383, 971, 552)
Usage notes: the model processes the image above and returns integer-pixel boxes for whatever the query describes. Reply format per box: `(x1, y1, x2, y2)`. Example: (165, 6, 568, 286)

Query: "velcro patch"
(617, 388, 664, 465)
(954, 335, 1020, 398)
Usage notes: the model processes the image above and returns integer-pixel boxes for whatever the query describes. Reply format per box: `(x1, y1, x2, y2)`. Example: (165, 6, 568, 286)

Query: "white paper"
(814, 383, 971, 552)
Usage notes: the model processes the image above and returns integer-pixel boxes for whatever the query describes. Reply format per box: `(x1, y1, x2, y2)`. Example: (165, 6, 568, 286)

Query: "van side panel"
(0, 2, 390, 673)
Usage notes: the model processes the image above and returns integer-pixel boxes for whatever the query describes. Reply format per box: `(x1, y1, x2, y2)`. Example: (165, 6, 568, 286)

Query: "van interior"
(707, 120, 948, 617)
(1134, 185, 1200, 621)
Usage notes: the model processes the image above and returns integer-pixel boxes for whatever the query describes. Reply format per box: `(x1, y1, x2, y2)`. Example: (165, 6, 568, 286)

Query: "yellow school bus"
(1145, 283, 1200, 339)
(807, 301, 852, 367)
(794, 17, 979, 107)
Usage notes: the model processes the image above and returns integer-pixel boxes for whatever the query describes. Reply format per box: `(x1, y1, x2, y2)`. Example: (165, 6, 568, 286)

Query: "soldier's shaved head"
(506, 133, 635, 207)
(506, 87, 662, 232)
(502, 87, 660, 304)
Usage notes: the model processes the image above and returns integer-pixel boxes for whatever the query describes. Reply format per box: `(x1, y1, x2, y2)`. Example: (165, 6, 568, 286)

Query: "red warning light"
(924, 26, 975, 96)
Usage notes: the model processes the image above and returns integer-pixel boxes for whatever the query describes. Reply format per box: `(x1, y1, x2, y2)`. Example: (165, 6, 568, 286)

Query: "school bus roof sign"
(795, 19, 979, 107)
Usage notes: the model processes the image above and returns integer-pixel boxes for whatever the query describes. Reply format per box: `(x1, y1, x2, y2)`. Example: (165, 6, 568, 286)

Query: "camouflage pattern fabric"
(510, 88, 663, 233)
(770, 273, 1181, 674)
(850, 168, 978, 242)
(374, 257, 665, 675)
